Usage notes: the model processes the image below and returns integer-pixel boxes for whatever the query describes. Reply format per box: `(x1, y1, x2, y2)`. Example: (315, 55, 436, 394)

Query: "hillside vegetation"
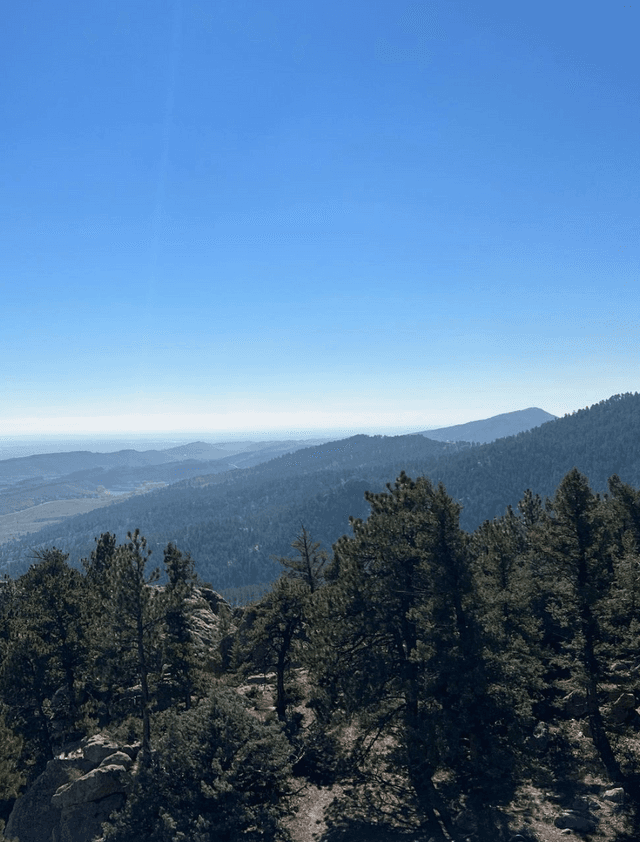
(4, 460, 640, 841)
(1, 393, 639, 597)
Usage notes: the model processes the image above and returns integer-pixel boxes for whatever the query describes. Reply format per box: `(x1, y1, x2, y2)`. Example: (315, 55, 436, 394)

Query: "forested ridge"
(1, 393, 639, 597)
(4, 463, 640, 840)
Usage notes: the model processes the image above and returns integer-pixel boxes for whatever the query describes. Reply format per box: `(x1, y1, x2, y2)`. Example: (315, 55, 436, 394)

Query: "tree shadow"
(319, 819, 427, 842)
(317, 788, 521, 842)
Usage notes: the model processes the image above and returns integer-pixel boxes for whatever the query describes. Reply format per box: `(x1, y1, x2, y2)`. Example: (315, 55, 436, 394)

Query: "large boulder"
(554, 810, 597, 833)
(4, 735, 138, 842)
(196, 585, 233, 621)
(80, 736, 122, 766)
(4, 756, 87, 842)
(51, 764, 130, 809)
(52, 793, 125, 842)
(607, 692, 636, 724)
(98, 751, 133, 771)
(603, 787, 625, 804)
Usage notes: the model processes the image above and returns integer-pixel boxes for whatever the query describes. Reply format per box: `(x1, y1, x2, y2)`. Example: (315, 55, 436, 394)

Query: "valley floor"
(0, 497, 116, 544)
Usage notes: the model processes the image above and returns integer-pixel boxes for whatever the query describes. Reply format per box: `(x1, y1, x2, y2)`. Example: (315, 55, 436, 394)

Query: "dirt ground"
(235, 671, 637, 842)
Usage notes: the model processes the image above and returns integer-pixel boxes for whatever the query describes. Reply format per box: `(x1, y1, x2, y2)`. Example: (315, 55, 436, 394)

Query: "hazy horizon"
(0, 423, 451, 461)
(0, 404, 563, 461)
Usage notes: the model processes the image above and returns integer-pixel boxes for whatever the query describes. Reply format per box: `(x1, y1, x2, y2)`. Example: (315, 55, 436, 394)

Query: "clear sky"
(2, 0, 639, 439)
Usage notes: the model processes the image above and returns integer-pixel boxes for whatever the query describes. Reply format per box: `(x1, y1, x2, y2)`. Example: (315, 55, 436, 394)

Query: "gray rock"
(81, 735, 122, 765)
(4, 757, 87, 842)
(120, 743, 141, 759)
(554, 811, 597, 833)
(53, 793, 125, 842)
(5, 734, 135, 842)
(196, 585, 233, 619)
(98, 751, 133, 770)
(52, 765, 130, 809)
(603, 787, 625, 803)
(608, 693, 636, 724)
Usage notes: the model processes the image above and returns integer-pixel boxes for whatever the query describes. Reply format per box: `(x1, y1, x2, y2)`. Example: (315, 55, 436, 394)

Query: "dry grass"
(0, 496, 117, 543)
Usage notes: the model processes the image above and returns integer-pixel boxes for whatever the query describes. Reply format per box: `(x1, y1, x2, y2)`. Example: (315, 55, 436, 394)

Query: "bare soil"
(236, 672, 637, 842)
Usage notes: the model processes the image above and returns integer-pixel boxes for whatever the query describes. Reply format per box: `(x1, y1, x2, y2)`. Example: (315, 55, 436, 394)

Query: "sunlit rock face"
(5, 734, 140, 842)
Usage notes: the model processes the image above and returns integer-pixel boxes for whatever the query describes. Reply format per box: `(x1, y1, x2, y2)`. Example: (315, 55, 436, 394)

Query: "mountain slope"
(421, 407, 558, 443)
(1, 394, 638, 593)
(0, 438, 331, 523)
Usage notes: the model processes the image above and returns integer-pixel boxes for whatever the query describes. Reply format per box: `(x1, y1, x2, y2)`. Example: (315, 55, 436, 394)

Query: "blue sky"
(2, 0, 639, 439)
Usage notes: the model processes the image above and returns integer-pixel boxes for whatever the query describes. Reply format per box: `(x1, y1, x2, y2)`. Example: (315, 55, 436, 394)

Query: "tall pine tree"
(309, 474, 519, 837)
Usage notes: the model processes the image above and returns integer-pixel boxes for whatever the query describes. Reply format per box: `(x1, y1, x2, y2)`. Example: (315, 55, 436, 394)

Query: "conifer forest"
(3, 396, 640, 841)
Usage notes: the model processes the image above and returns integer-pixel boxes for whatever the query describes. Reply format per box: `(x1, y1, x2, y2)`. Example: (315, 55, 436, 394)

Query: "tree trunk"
(136, 611, 151, 762)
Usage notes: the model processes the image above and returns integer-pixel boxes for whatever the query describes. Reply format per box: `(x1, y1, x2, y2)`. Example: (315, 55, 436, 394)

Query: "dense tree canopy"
(3, 458, 640, 838)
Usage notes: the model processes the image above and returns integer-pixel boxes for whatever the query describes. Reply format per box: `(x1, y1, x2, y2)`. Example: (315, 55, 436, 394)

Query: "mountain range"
(1, 393, 638, 597)
(0, 408, 554, 539)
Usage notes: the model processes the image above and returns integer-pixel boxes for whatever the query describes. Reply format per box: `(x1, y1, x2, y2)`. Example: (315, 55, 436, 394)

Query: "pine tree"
(0, 550, 88, 766)
(103, 531, 165, 761)
(274, 524, 327, 593)
(308, 473, 508, 836)
(236, 527, 326, 722)
(102, 686, 293, 842)
(0, 705, 24, 829)
(240, 576, 306, 721)
(162, 542, 201, 710)
(533, 468, 622, 782)
(471, 504, 543, 709)
(81, 533, 131, 727)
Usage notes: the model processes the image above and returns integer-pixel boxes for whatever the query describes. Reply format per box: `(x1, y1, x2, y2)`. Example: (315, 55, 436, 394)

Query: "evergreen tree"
(471, 504, 543, 709)
(236, 527, 326, 722)
(81, 533, 130, 728)
(21, 550, 87, 727)
(533, 468, 622, 781)
(0, 550, 88, 767)
(102, 530, 165, 761)
(239, 576, 306, 721)
(82, 531, 118, 587)
(604, 475, 640, 662)
(0, 704, 24, 836)
(162, 542, 201, 710)
(102, 686, 293, 842)
(274, 524, 327, 593)
(309, 473, 519, 837)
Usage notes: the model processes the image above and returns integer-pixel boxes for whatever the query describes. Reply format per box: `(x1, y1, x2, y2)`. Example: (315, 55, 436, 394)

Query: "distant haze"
(0, 407, 559, 460)
(0, 425, 428, 461)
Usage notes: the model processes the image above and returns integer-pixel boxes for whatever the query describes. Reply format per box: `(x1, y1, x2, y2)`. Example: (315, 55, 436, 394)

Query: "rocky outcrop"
(52, 794, 125, 842)
(4, 735, 139, 842)
(51, 764, 131, 809)
(606, 692, 637, 725)
(151, 584, 234, 674)
(603, 786, 625, 804)
(554, 810, 597, 833)
(187, 588, 234, 671)
(3, 757, 85, 842)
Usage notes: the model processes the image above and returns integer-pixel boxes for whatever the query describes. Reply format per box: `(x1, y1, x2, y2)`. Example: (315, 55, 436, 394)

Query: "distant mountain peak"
(420, 407, 558, 444)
